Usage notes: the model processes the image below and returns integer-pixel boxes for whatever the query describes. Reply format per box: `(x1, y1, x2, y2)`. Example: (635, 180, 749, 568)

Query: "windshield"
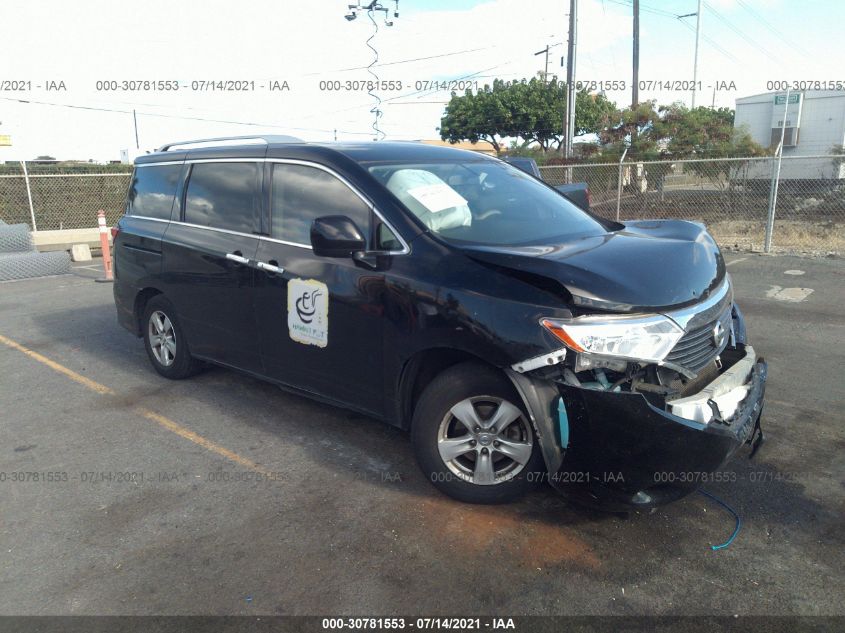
(368, 160, 608, 246)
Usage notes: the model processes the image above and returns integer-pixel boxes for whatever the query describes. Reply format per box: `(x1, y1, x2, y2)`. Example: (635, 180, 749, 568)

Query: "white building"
(734, 90, 845, 180)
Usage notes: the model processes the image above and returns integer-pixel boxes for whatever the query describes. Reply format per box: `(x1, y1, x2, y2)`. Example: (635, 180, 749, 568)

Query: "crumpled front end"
(550, 347, 766, 511)
(508, 287, 767, 511)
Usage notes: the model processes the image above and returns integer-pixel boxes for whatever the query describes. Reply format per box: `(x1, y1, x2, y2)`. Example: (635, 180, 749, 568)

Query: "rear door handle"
(225, 252, 250, 265)
(256, 260, 284, 274)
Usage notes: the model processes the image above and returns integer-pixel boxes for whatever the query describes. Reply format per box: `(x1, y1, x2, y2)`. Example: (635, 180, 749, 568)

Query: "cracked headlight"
(541, 314, 684, 364)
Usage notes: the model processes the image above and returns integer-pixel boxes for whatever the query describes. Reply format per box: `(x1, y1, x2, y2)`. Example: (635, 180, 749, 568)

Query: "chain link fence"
(0, 163, 130, 231)
(540, 154, 845, 256)
(0, 157, 842, 256)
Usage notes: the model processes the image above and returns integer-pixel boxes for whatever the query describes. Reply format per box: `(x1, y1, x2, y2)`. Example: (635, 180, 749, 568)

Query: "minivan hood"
(462, 220, 726, 312)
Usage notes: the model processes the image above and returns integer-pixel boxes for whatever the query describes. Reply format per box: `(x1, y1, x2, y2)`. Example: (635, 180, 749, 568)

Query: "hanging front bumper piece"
(508, 344, 767, 512)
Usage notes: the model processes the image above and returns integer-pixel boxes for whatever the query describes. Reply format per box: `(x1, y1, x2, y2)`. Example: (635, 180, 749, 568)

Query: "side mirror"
(310, 215, 367, 258)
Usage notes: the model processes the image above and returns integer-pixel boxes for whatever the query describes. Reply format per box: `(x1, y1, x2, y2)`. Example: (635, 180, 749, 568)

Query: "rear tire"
(142, 295, 203, 379)
(411, 362, 544, 504)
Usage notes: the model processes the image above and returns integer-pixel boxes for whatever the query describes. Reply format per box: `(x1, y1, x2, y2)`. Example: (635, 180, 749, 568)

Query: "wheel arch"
(133, 287, 164, 337)
(397, 347, 495, 430)
(397, 347, 563, 474)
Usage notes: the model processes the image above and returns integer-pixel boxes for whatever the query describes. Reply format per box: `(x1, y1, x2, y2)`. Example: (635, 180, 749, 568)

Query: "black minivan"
(113, 135, 767, 510)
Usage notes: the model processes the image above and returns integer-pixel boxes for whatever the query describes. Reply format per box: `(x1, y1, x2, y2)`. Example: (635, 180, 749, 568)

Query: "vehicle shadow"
(28, 300, 839, 547)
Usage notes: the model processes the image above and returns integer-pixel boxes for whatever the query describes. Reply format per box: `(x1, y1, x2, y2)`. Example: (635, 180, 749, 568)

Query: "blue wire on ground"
(699, 489, 742, 550)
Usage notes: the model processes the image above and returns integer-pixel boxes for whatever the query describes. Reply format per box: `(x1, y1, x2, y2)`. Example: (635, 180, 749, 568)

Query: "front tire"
(142, 295, 202, 379)
(411, 362, 545, 504)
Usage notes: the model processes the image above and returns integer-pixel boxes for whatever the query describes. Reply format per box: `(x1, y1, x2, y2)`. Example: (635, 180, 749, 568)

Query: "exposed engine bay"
(512, 279, 761, 430)
(506, 294, 767, 510)
(514, 343, 755, 424)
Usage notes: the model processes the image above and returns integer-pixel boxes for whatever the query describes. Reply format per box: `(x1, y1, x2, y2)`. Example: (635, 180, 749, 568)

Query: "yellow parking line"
(0, 332, 271, 476)
(0, 333, 115, 395)
(136, 407, 272, 476)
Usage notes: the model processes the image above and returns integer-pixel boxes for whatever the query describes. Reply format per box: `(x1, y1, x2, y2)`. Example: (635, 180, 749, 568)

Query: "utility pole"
(535, 45, 551, 82)
(535, 43, 562, 82)
(563, 0, 577, 161)
(632, 0, 639, 108)
(692, 0, 702, 108)
(132, 109, 139, 150)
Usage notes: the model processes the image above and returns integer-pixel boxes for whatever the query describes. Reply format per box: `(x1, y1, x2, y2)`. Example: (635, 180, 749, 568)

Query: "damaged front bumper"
(508, 346, 767, 511)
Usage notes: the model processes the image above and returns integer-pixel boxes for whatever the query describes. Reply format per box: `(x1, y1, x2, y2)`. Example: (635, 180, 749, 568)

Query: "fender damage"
(505, 293, 767, 512)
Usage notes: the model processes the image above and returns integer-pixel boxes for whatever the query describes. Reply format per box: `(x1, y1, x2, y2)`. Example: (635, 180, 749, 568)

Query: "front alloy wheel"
(438, 396, 534, 485)
(412, 361, 545, 504)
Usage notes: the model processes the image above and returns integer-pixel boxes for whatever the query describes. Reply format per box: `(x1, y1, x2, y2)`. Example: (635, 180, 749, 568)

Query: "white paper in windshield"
(406, 183, 468, 213)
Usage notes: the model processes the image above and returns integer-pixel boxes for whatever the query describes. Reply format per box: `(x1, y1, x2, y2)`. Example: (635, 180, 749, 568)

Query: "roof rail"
(157, 135, 304, 152)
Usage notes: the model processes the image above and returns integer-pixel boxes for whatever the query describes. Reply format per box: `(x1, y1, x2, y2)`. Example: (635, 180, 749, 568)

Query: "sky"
(0, 0, 842, 161)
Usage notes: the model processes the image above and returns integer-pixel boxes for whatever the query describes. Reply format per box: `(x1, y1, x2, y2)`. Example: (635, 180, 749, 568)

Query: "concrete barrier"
(31, 228, 108, 253)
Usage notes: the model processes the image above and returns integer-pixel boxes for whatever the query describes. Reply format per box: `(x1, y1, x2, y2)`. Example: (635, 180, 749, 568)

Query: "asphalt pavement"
(0, 253, 843, 616)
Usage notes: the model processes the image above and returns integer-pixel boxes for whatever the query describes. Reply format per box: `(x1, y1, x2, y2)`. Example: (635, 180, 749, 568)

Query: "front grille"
(666, 308, 732, 373)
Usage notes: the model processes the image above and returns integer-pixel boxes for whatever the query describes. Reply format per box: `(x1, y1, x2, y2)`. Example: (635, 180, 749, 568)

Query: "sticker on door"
(288, 278, 329, 347)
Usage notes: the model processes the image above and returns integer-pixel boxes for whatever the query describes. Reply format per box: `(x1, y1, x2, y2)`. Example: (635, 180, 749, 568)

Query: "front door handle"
(225, 252, 250, 265)
(256, 260, 284, 274)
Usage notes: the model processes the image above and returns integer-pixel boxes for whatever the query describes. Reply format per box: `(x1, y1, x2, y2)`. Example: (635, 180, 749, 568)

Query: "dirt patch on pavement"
(418, 497, 601, 570)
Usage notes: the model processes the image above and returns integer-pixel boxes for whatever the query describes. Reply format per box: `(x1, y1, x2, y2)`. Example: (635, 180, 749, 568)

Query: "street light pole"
(692, 0, 702, 108)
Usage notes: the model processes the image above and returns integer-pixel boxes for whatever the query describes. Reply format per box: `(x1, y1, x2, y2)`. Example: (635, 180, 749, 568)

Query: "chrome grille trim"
(665, 307, 732, 373)
(663, 276, 733, 331)
(662, 276, 734, 374)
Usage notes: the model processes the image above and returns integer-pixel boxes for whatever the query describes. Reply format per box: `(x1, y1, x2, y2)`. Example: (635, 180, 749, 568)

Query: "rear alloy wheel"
(148, 310, 176, 367)
(412, 362, 545, 504)
(142, 295, 202, 379)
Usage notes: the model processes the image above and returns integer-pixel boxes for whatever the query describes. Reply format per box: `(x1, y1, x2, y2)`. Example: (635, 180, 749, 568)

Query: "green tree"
(439, 77, 615, 154)
(439, 80, 510, 154)
(598, 102, 766, 161)
(598, 101, 663, 160)
(598, 102, 768, 208)
(653, 104, 767, 202)
(652, 104, 765, 159)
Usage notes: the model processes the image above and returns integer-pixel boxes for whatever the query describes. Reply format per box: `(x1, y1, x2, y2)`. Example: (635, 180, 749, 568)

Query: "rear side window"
(184, 162, 260, 233)
(270, 164, 371, 246)
(126, 164, 182, 220)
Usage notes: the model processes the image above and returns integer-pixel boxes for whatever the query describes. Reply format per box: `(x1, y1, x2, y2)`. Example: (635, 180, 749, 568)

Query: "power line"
(600, 0, 623, 81)
(0, 96, 374, 137)
(702, 1, 780, 64)
(248, 45, 498, 83)
(735, 0, 811, 58)
(323, 46, 493, 73)
(675, 15, 738, 62)
(607, 0, 738, 62)
(306, 62, 513, 119)
(605, 0, 674, 19)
